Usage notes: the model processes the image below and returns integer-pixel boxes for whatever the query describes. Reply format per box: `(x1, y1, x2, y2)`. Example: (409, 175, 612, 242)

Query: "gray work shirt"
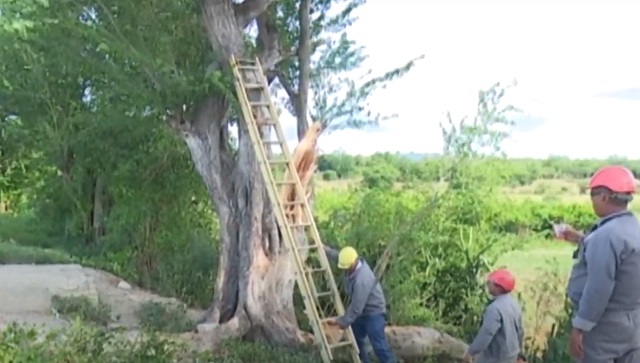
(467, 293, 524, 362)
(566, 211, 640, 333)
(324, 246, 387, 328)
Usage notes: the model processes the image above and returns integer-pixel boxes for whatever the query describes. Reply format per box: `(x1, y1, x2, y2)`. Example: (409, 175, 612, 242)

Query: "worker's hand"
(325, 319, 339, 327)
(569, 328, 584, 360)
(462, 352, 474, 362)
(555, 224, 584, 244)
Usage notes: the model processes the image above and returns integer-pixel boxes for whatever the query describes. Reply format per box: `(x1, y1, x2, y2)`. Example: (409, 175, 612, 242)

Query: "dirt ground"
(0, 264, 203, 331)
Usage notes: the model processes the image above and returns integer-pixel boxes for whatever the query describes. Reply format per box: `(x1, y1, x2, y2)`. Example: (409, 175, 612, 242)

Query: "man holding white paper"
(557, 165, 640, 363)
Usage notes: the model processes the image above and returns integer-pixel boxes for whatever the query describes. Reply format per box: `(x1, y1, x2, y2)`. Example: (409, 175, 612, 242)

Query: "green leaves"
(441, 81, 520, 159)
(274, 0, 419, 130)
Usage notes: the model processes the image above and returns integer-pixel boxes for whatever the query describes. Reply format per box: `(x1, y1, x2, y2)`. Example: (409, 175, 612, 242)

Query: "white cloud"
(281, 0, 640, 158)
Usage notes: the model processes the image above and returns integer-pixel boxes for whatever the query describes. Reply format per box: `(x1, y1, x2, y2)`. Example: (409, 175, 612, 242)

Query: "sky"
(277, 0, 640, 159)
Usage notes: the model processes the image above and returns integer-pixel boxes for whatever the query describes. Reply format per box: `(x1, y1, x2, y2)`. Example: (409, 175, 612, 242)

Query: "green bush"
(0, 323, 326, 363)
(0, 242, 77, 264)
(0, 322, 198, 363)
(0, 214, 66, 248)
(50, 295, 112, 327)
(321, 170, 339, 181)
(137, 301, 194, 333)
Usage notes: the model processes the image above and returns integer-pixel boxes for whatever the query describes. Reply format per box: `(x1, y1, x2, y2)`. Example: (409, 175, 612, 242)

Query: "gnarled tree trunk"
(174, 0, 304, 347)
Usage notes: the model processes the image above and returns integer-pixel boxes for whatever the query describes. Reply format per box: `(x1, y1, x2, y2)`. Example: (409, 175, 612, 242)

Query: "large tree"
(1, 0, 418, 346)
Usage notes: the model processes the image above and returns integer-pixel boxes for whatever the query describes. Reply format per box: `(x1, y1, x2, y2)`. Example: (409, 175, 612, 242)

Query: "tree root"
(187, 313, 251, 351)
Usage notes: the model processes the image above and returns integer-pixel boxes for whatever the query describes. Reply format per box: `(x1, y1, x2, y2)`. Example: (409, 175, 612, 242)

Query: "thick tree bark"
(175, 0, 305, 347)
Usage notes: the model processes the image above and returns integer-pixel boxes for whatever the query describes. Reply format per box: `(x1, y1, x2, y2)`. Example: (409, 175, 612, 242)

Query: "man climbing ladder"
(229, 56, 361, 363)
(324, 245, 396, 363)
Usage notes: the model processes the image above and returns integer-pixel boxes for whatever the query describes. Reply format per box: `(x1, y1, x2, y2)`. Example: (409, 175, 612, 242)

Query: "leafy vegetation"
(50, 295, 112, 327)
(0, 0, 632, 361)
(137, 302, 195, 334)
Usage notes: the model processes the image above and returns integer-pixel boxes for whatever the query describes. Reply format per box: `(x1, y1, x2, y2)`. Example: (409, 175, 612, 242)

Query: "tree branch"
(174, 96, 235, 216)
(255, 4, 281, 71)
(276, 70, 298, 105)
(234, 0, 278, 29)
(295, 0, 311, 140)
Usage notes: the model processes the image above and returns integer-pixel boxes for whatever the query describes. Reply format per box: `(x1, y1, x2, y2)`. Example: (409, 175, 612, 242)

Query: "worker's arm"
(467, 304, 501, 356)
(323, 245, 339, 263)
(337, 275, 374, 329)
(573, 234, 621, 331)
(516, 314, 525, 352)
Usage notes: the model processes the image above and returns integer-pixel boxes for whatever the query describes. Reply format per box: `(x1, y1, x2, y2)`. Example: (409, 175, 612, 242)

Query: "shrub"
(0, 322, 197, 363)
(137, 301, 194, 333)
(0, 242, 77, 264)
(50, 295, 112, 327)
(0, 323, 326, 363)
(321, 170, 338, 181)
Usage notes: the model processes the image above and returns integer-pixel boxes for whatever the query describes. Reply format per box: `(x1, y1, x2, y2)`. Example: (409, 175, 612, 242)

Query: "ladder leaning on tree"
(229, 56, 361, 363)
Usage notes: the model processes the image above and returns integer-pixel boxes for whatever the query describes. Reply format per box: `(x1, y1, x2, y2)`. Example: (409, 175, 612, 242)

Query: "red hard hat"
(487, 268, 516, 292)
(589, 165, 637, 193)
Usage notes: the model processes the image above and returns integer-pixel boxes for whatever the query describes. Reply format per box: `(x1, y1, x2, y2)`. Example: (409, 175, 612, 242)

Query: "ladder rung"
(296, 241, 320, 251)
(275, 180, 296, 185)
(268, 159, 290, 164)
(283, 200, 304, 207)
(237, 58, 256, 65)
(290, 222, 312, 228)
(238, 65, 259, 71)
(243, 83, 263, 89)
(305, 267, 328, 274)
(263, 140, 282, 145)
(250, 101, 270, 106)
(329, 341, 354, 349)
(315, 291, 333, 298)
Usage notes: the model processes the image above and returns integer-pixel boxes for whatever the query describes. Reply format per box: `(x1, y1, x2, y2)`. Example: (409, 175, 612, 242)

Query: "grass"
(50, 295, 112, 327)
(137, 301, 195, 333)
(0, 241, 77, 264)
(318, 177, 640, 213)
(497, 240, 574, 347)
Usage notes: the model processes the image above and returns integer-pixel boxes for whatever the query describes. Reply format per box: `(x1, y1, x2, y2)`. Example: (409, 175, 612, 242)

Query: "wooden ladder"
(230, 56, 361, 363)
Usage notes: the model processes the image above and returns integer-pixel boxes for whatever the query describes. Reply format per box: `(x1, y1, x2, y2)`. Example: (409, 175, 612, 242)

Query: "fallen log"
(321, 323, 468, 362)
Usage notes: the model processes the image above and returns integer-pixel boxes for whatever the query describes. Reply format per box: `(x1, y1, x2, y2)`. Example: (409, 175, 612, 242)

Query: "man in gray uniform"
(561, 165, 640, 363)
(323, 245, 395, 363)
(465, 268, 525, 363)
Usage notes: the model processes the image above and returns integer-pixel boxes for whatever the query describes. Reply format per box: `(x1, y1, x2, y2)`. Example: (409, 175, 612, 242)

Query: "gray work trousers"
(575, 309, 640, 363)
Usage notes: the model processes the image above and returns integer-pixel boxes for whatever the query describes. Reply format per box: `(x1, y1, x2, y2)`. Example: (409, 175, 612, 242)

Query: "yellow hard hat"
(337, 247, 358, 269)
